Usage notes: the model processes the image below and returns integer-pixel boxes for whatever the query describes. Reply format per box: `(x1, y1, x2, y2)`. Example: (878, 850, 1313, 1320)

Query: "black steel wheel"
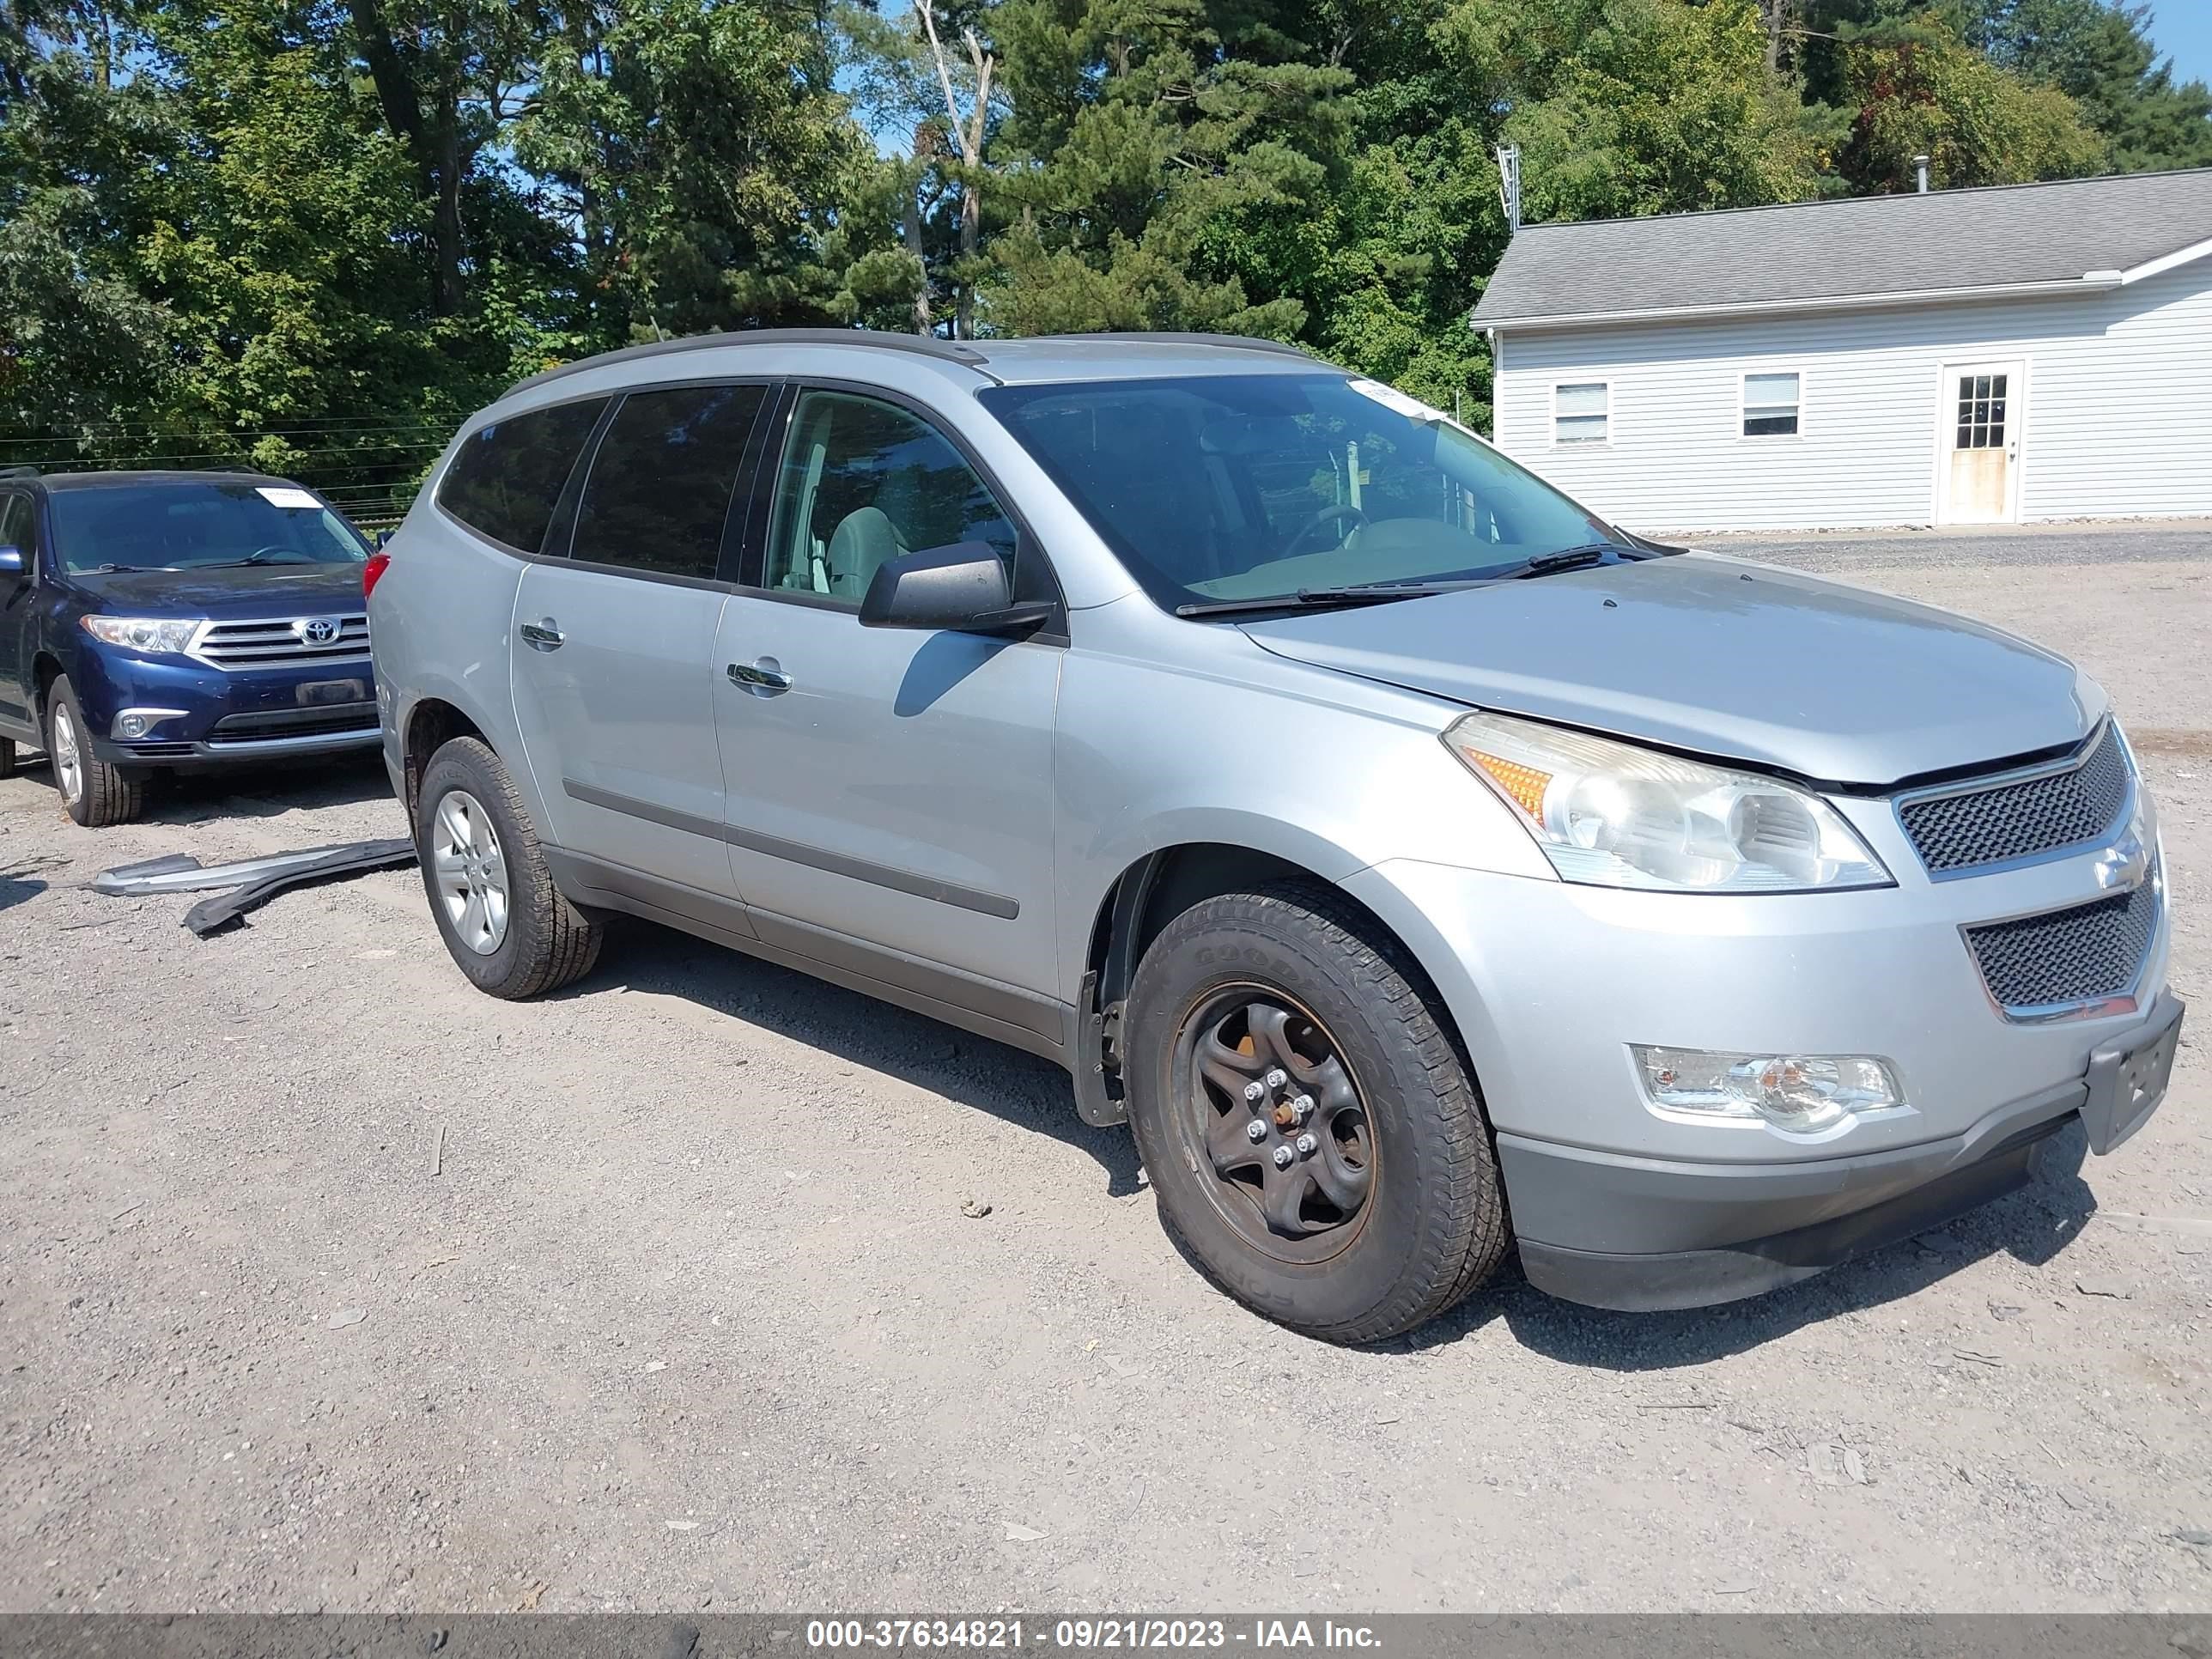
(1175, 987, 1376, 1264)
(1126, 879, 1509, 1343)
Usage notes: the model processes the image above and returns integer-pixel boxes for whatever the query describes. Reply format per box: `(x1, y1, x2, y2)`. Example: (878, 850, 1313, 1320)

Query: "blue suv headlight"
(82, 616, 200, 654)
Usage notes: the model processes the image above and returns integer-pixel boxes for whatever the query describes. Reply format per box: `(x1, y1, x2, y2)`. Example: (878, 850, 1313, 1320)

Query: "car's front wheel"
(1125, 881, 1509, 1343)
(46, 678, 145, 827)
(414, 735, 602, 999)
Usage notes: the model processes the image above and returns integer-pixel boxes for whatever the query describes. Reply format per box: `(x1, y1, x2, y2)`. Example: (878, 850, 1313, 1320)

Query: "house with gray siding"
(1471, 168, 2212, 533)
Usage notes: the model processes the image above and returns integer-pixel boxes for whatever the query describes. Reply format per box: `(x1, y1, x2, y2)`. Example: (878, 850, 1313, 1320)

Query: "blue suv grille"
(188, 613, 369, 670)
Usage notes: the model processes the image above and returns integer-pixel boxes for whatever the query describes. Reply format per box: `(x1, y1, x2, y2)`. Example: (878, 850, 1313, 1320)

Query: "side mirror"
(859, 542, 1049, 633)
(0, 545, 23, 579)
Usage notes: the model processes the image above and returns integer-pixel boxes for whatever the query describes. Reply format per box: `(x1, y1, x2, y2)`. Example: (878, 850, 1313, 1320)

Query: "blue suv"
(0, 469, 381, 825)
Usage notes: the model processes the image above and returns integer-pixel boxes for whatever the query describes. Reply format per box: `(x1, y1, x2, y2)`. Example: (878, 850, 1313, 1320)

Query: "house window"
(1553, 382, 1609, 446)
(1742, 372, 1802, 437)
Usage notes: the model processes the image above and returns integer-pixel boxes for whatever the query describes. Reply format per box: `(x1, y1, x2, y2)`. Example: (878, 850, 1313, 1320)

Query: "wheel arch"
(30, 651, 65, 735)
(1070, 832, 1477, 1130)
(400, 696, 489, 814)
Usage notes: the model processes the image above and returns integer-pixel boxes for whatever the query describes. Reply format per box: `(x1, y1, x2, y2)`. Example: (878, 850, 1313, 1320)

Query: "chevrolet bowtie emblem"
(2093, 826, 2151, 894)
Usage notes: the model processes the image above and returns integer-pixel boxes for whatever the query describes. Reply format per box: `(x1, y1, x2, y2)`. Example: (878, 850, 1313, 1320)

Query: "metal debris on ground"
(92, 839, 417, 935)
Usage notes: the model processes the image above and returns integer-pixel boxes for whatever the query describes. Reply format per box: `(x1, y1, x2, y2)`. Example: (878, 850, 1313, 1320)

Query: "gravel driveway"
(3, 528, 2208, 1614)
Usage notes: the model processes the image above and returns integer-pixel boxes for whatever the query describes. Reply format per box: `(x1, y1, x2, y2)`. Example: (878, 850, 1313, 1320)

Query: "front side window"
(438, 397, 609, 555)
(1743, 372, 1802, 438)
(1553, 382, 1609, 445)
(763, 391, 1018, 608)
(47, 482, 368, 574)
(569, 383, 766, 580)
(981, 374, 1618, 611)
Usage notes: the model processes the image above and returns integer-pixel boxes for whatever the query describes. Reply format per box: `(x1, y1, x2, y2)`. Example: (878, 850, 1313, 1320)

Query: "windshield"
(981, 373, 1634, 611)
(49, 482, 368, 574)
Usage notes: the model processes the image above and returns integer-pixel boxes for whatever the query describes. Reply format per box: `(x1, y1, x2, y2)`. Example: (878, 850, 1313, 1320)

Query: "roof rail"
(1032, 331, 1316, 359)
(506, 327, 994, 397)
(0, 465, 40, 478)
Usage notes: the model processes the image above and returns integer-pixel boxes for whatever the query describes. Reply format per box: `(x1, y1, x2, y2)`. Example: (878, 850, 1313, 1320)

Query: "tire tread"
(418, 737, 601, 998)
(49, 680, 145, 827)
(1137, 878, 1508, 1345)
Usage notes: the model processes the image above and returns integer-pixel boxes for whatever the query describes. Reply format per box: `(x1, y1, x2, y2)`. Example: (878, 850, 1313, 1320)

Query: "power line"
(0, 416, 466, 438)
(0, 441, 449, 467)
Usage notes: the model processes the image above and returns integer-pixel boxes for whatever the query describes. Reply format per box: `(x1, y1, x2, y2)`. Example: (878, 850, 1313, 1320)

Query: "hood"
(72, 562, 369, 620)
(1238, 553, 2100, 787)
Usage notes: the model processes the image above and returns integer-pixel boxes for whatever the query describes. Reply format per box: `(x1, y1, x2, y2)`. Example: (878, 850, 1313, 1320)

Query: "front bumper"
(1504, 994, 2179, 1310)
(1342, 790, 2176, 1311)
(71, 644, 379, 769)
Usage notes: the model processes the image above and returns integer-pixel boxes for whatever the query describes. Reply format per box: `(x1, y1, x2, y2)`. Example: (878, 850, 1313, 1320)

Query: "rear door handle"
(726, 659, 792, 694)
(520, 621, 564, 651)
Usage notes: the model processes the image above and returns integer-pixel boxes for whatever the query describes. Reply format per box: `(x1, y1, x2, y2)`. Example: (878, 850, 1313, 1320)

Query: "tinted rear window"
(437, 398, 608, 553)
(569, 384, 765, 580)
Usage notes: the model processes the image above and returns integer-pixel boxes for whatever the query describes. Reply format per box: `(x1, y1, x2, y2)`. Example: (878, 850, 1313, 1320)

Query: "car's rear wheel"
(1125, 881, 1508, 1343)
(46, 679, 145, 827)
(415, 735, 601, 998)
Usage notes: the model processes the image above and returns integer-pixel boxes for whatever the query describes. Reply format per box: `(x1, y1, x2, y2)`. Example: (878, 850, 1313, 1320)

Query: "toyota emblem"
(298, 617, 343, 647)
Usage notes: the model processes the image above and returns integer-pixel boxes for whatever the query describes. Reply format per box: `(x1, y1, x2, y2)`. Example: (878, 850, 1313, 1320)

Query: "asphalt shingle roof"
(1473, 167, 2212, 328)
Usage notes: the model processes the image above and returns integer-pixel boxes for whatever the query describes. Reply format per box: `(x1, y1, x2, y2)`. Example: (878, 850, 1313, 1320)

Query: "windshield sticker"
(256, 486, 321, 509)
(1346, 378, 1473, 434)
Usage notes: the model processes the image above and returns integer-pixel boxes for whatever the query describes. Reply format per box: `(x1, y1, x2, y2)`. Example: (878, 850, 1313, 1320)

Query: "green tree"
(1967, 0, 2212, 168)
(1437, 0, 1844, 223)
(1833, 8, 2108, 189)
(516, 0, 883, 348)
(981, 0, 1353, 338)
(0, 0, 172, 443)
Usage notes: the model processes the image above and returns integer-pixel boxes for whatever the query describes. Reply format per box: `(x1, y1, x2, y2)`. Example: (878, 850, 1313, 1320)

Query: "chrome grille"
(1898, 723, 2130, 876)
(188, 613, 370, 670)
(1965, 865, 2160, 1016)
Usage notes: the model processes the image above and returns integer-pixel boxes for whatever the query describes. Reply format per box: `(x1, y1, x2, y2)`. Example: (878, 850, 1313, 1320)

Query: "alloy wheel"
(431, 788, 510, 955)
(51, 702, 82, 803)
(1175, 986, 1376, 1264)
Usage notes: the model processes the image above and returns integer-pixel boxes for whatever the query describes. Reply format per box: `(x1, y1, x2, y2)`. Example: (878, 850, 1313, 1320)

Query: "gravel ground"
(3, 529, 2209, 1615)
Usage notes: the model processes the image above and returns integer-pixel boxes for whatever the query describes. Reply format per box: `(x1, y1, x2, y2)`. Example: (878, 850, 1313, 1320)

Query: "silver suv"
(370, 330, 2181, 1341)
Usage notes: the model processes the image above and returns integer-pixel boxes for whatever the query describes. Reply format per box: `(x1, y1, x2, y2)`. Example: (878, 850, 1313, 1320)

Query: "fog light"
(117, 713, 149, 738)
(1633, 1045, 1905, 1134)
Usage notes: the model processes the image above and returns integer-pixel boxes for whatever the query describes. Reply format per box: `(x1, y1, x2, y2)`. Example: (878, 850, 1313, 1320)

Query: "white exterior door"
(1937, 360, 2024, 525)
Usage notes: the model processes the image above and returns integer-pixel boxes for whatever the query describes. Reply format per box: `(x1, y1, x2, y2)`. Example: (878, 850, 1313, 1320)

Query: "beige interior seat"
(823, 505, 905, 597)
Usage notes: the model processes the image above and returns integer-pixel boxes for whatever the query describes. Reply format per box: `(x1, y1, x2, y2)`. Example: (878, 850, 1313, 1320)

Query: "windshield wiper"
(1173, 547, 1638, 617)
(1175, 582, 1485, 619)
(1490, 542, 1627, 580)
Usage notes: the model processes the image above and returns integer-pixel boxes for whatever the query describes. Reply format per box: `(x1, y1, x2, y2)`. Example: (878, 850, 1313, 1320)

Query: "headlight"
(1634, 1046, 1906, 1135)
(82, 616, 199, 654)
(1443, 711, 1890, 892)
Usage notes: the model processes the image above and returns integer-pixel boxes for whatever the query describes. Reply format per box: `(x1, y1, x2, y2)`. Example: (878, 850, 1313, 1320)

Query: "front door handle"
(520, 620, 564, 651)
(726, 659, 793, 694)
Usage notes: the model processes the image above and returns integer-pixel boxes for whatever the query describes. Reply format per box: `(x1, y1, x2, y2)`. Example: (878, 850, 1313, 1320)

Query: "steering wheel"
(1279, 502, 1369, 561)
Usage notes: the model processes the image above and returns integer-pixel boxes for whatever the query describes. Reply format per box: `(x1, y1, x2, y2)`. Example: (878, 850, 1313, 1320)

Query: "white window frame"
(1551, 380, 1611, 448)
(1740, 369, 1803, 441)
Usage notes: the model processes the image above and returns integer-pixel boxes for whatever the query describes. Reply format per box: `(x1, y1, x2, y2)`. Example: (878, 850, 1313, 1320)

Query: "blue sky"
(2145, 1, 2212, 88)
